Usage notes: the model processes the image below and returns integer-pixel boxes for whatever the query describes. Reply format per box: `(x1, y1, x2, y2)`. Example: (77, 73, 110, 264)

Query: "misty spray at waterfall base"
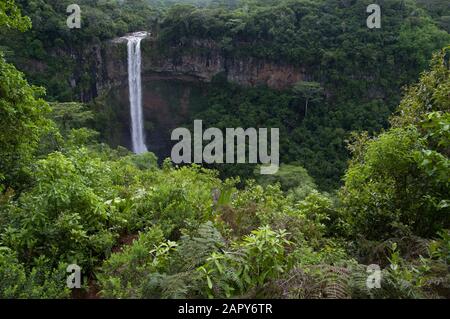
(126, 32, 148, 154)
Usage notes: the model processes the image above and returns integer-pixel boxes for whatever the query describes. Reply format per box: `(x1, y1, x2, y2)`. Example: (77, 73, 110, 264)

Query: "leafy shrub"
(97, 227, 174, 298)
(0, 247, 70, 298)
(140, 222, 225, 299)
(198, 226, 292, 298)
(0, 53, 52, 190)
(170, 222, 225, 273)
(0, 150, 121, 269)
(129, 165, 221, 237)
(256, 164, 317, 197)
(341, 48, 450, 240)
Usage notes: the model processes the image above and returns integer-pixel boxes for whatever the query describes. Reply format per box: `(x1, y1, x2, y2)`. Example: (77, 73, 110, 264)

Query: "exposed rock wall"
(96, 37, 307, 96)
(78, 36, 309, 158)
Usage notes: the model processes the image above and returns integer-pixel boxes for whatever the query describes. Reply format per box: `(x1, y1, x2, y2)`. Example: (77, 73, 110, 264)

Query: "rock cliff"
(96, 36, 307, 97)
(70, 35, 309, 158)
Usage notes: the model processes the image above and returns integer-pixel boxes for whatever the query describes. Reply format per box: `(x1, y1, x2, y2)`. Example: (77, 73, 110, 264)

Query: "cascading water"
(125, 32, 148, 154)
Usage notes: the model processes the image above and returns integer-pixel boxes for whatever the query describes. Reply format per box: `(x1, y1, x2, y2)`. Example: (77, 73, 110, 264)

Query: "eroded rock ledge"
(100, 36, 308, 94)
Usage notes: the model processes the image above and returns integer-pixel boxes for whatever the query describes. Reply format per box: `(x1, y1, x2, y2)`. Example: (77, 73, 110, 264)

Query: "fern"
(171, 222, 224, 272)
(320, 266, 351, 299)
(278, 265, 352, 299)
(142, 271, 200, 299)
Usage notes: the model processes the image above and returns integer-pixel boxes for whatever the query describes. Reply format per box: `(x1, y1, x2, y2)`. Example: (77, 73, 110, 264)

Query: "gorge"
(1, 0, 449, 300)
(4, 0, 448, 190)
(88, 36, 309, 162)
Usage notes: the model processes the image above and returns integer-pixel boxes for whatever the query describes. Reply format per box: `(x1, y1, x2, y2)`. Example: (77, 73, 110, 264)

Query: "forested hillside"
(1, 0, 449, 189)
(0, 0, 449, 299)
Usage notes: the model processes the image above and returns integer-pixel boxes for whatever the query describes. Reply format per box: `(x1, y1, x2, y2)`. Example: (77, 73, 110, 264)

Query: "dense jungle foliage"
(2, 0, 450, 189)
(0, 0, 449, 299)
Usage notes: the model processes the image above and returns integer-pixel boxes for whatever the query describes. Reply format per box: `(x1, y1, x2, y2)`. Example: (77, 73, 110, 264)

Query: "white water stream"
(125, 32, 148, 154)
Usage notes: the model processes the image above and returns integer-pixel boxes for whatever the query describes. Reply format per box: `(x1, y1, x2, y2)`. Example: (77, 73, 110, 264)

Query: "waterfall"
(126, 32, 148, 154)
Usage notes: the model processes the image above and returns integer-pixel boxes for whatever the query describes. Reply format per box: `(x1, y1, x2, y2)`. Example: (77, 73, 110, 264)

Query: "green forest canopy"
(0, 0, 449, 299)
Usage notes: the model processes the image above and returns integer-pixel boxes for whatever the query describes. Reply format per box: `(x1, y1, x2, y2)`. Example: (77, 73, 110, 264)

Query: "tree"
(340, 47, 450, 239)
(292, 81, 324, 118)
(0, 0, 31, 31)
(0, 0, 51, 190)
(256, 164, 317, 200)
(49, 102, 94, 133)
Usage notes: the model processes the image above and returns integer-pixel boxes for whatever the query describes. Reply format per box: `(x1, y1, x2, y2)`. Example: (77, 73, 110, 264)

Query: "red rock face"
(101, 37, 307, 93)
(226, 58, 306, 89)
(102, 75, 208, 160)
(97, 37, 308, 157)
(141, 44, 307, 89)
